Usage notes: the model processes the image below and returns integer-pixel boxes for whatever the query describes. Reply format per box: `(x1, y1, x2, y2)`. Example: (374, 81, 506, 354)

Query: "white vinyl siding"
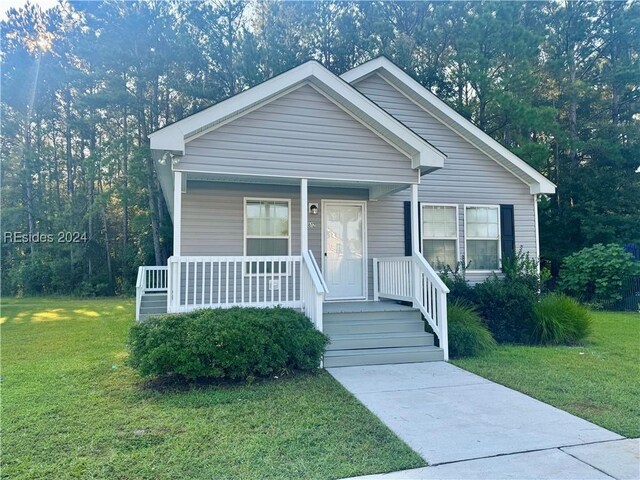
(354, 73, 538, 283)
(177, 84, 416, 183)
(465, 206, 500, 271)
(422, 204, 458, 270)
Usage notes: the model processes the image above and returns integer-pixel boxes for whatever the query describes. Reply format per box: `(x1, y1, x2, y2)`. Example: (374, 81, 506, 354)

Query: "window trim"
(464, 204, 502, 273)
(420, 203, 460, 269)
(243, 197, 292, 275)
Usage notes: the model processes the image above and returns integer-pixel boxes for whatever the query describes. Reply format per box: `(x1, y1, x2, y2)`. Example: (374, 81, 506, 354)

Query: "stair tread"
(324, 301, 416, 314)
(324, 317, 422, 324)
(329, 331, 432, 340)
(324, 345, 441, 357)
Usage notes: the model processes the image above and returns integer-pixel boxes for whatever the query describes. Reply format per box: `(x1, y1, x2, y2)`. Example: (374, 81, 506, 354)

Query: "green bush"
(502, 247, 548, 294)
(128, 307, 329, 380)
(447, 301, 496, 358)
(532, 294, 591, 345)
(559, 244, 639, 306)
(474, 276, 537, 344)
(441, 259, 479, 305)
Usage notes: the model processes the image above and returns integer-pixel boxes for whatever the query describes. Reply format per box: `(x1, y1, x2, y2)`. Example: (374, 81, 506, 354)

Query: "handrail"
(373, 255, 449, 360)
(306, 250, 328, 293)
(412, 253, 450, 293)
(135, 266, 145, 321)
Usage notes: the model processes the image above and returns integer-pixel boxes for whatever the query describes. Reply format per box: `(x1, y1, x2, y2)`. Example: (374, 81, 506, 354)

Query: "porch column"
(300, 178, 308, 253)
(173, 171, 182, 256)
(411, 184, 420, 254)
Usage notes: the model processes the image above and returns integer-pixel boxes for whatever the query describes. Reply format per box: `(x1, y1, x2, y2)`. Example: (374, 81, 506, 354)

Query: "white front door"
(323, 201, 367, 300)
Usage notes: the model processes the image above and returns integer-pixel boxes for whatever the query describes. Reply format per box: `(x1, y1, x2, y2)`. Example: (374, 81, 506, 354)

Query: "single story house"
(137, 57, 556, 367)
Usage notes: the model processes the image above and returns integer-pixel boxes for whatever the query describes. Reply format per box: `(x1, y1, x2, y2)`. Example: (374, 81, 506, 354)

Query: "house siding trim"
(150, 61, 445, 171)
(343, 58, 556, 195)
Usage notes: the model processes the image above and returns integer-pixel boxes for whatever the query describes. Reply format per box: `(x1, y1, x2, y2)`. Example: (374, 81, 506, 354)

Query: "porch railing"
(373, 255, 450, 360)
(135, 266, 169, 320)
(167, 255, 303, 313)
(301, 250, 328, 331)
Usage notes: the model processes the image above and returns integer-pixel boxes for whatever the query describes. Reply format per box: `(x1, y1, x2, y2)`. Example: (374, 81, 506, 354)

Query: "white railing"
(135, 266, 169, 320)
(373, 255, 450, 360)
(167, 255, 303, 313)
(301, 250, 328, 331)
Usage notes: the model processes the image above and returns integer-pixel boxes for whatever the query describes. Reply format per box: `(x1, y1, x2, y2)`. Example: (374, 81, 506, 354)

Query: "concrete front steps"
(323, 301, 444, 367)
(139, 292, 168, 320)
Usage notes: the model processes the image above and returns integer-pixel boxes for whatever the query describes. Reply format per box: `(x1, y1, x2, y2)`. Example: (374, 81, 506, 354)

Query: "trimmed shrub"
(448, 301, 496, 358)
(532, 294, 591, 345)
(128, 307, 329, 380)
(474, 276, 537, 344)
(559, 244, 640, 306)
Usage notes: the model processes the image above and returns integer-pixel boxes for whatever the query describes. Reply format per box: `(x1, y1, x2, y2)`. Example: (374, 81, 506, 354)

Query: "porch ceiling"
(183, 171, 410, 199)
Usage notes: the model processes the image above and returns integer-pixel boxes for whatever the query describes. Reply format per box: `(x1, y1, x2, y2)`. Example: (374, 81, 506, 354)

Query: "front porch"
(136, 250, 450, 362)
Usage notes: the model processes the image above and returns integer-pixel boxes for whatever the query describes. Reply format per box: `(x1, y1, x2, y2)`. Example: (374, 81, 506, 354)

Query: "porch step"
(138, 293, 168, 320)
(324, 345, 444, 368)
(327, 331, 434, 350)
(322, 301, 443, 367)
(324, 318, 425, 335)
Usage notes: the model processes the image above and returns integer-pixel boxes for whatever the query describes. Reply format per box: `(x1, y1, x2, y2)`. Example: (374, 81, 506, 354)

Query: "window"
(244, 199, 290, 273)
(422, 205, 458, 269)
(465, 206, 500, 270)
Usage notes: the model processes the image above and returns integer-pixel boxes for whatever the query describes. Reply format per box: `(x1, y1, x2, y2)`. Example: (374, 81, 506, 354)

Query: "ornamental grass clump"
(447, 300, 496, 358)
(532, 294, 591, 345)
(128, 307, 328, 381)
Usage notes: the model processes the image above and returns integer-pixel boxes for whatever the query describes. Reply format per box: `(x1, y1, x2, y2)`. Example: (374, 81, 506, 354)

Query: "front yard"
(1, 297, 423, 479)
(454, 310, 640, 438)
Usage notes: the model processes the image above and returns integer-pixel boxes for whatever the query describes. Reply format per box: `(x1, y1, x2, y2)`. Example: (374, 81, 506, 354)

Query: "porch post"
(411, 184, 420, 254)
(411, 184, 420, 308)
(301, 178, 308, 254)
(173, 171, 182, 257)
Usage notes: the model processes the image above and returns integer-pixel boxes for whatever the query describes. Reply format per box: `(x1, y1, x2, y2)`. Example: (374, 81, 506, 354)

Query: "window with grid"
(422, 205, 458, 269)
(465, 206, 500, 270)
(245, 199, 290, 274)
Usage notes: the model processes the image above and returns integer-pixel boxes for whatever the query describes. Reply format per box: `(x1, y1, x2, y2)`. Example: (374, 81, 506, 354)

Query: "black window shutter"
(500, 204, 515, 260)
(403, 201, 422, 256)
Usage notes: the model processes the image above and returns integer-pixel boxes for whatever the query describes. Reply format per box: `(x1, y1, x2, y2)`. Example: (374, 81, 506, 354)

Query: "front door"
(323, 201, 366, 300)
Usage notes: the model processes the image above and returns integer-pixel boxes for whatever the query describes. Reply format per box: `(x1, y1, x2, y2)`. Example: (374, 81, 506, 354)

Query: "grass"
(1, 297, 424, 479)
(454, 310, 640, 438)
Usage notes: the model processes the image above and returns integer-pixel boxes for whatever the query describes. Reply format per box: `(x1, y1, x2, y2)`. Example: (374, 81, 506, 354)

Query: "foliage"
(502, 247, 548, 293)
(447, 300, 496, 358)
(2, 297, 424, 479)
(441, 259, 479, 305)
(453, 310, 640, 438)
(532, 294, 591, 345)
(558, 244, 640, 306)
(128, 307, 328, 380)
(2, 2, 639, 295)
(474, 276, 537, 344)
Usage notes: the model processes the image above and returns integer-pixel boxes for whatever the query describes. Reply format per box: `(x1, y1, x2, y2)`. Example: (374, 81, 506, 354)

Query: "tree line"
(1, 0, 638, 296)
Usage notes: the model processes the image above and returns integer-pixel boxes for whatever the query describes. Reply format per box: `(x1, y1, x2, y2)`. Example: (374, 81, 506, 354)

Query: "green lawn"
(454, 310, 640, 438)
(1, 297, 424, 479)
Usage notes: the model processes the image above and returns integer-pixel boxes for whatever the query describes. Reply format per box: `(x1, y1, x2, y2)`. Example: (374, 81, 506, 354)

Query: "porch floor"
(323, 300, 414, 314)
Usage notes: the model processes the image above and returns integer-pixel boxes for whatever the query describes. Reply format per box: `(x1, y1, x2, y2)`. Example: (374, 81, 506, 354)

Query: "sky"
(2, 0, 58, 21)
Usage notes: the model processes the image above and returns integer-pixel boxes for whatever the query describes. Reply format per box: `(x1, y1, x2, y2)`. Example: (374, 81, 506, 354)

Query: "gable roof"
(149, 60, 446, 173)
(342, 57, 556, 195)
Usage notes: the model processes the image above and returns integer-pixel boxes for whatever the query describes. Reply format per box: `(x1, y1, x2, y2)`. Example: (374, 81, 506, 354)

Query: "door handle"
(324, 252, 327, 257)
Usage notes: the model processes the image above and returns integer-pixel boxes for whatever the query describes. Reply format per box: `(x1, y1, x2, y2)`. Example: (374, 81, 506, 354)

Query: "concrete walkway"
(328, 362, 639, 480)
